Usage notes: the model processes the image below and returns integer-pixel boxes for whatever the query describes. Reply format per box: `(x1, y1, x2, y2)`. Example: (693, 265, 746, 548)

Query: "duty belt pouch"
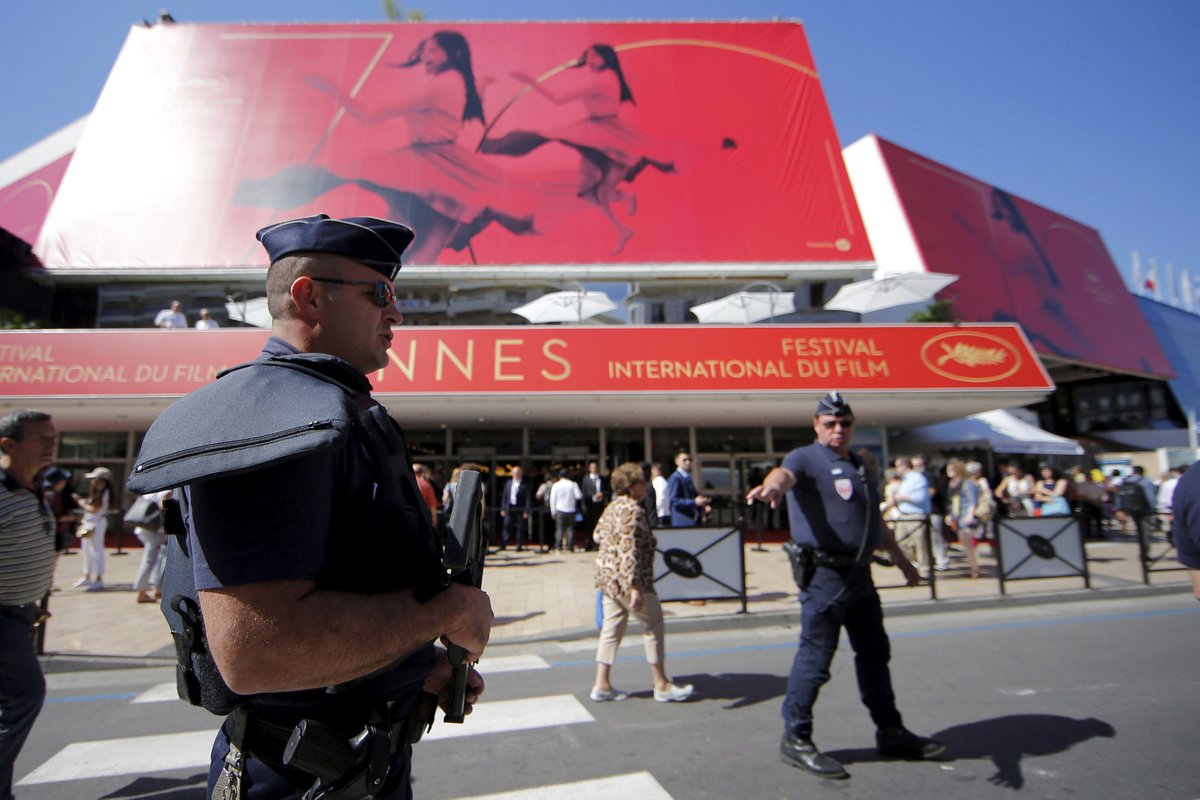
(284, 710, 394, 800)
(782, 541, 815, 591)
(161, 492, 246, 716)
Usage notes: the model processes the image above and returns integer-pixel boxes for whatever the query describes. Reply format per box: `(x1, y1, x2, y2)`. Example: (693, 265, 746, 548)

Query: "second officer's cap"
(256, 214, 415, 280)
(815, 391, 853, 417)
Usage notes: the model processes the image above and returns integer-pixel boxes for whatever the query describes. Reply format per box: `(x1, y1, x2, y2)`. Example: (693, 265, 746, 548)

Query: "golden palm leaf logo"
(921, 331, 1024, 383)
(934, 343, 1008, 368)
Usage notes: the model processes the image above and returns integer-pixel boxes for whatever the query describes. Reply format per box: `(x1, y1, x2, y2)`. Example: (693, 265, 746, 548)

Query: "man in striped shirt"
(0, 409, 58, 800)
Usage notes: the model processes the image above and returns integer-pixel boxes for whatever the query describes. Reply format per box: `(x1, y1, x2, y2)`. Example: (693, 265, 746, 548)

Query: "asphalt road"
(16, 592, 1200, 799)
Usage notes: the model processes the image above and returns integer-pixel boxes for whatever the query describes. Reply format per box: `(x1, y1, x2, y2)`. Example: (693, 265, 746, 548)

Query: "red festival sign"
(36, 22, 869, 269)
(0, 325, 1050, 398)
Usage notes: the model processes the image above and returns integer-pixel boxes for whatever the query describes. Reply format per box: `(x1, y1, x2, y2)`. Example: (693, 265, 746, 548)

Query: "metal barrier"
(652, 519, 747, 613)
(1136, 513, 1187, 585)
(994, 513, 1089, 594)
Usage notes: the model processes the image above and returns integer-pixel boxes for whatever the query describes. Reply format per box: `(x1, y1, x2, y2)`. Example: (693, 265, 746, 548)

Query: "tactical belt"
(809, 549, 859, 568)
(214, 699, 437, 800)
(242, 714, 299, 765)
(240, 696, 435, 757)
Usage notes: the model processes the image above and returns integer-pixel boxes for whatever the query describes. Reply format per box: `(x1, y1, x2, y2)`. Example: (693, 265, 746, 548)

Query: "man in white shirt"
(194, 308, 220, 330)
(651, 463, 670, 527)
(154, 300, 187, 329)
(549, 469, 584, 552)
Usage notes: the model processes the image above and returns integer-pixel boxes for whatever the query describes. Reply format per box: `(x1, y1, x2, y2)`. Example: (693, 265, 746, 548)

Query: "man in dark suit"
(582, 461, 608, 550)
(668, 451, 711, 527)
(500, 465, 533, 551)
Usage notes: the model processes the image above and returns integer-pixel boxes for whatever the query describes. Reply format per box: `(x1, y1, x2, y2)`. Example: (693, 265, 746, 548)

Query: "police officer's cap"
(815, 391, 853, 417)
(256, 214, 415, 280)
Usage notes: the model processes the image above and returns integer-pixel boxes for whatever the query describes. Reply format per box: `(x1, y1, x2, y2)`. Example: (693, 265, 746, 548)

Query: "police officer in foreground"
(746, 392, 943, 779)
(132, 215, 493, 799)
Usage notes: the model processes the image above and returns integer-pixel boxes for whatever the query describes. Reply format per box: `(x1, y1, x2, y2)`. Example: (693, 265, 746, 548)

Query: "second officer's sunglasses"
(310, 277, 397, 308)
(820, 417, 854, 430)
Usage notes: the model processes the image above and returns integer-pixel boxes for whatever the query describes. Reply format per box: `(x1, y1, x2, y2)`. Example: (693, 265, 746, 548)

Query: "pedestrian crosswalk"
(19, 653, 678, 799)
(19, 730, 216, 785)
(455, 772, 673, 800)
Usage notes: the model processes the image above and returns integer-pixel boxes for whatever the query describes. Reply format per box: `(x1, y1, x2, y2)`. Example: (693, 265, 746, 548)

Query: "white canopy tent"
(893, 409, 1084, 457)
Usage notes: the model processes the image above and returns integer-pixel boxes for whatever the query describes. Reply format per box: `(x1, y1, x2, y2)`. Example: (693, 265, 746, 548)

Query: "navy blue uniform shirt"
(781, 443, 881, 554)
(1171, 461, 1200, 569)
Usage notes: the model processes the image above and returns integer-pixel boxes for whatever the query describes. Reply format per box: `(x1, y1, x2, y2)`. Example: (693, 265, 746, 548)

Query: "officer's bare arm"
(199, 581, 493, 695)
(747, 466, 796, 506)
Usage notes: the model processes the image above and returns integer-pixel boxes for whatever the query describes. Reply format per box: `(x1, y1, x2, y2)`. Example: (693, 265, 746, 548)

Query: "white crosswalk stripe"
(450, 771, 673, 800)
(18, 730, 217, 785)
(477, 654, 550, 674)
(424, 694, 592, 740)
(131, 682, 180, 703)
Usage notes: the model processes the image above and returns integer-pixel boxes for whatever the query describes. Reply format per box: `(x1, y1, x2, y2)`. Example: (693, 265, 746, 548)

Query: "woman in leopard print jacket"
(589, 462, 695, 704)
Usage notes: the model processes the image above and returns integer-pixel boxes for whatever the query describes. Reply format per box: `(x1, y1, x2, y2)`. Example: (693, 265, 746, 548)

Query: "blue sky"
(4, 1, 1198, 287)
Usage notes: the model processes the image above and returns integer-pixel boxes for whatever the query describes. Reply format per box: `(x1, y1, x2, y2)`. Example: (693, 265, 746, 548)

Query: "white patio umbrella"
(823, 272, 959, 314)
(690, 289, 796, 324)
(512, 289, 617, 324)
(224, 296, 272, 328)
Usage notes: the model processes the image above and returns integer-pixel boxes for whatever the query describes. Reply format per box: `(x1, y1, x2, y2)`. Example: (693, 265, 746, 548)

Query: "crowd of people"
(876, 454, 1185, 578)
(415, 451, 717, 557)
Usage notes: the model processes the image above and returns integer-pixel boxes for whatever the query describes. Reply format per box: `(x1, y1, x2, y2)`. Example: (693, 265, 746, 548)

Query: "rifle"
(440, 468, 486, 723)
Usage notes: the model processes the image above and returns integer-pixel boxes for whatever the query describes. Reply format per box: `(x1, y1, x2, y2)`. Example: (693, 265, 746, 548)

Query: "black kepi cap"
(256, 214, 415, 280)
(816, 391, 853, 417)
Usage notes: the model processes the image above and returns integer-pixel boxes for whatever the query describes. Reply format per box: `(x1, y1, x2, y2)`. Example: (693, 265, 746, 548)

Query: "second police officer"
(747, 391, 944, 780)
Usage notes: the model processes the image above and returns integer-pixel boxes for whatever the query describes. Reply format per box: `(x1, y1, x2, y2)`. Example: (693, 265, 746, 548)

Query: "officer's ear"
(288, 276, 321, 323)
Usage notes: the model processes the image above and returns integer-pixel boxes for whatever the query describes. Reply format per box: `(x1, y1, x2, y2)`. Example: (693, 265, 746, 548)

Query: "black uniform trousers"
(0, 604, 46, 800)
(782, 564, 904, 737)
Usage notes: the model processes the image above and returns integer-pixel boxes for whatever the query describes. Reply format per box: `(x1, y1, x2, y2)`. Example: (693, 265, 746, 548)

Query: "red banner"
(865, 137, 1171, 378)
(0, 325, 1050, 398)
(36, 22, 869, 269)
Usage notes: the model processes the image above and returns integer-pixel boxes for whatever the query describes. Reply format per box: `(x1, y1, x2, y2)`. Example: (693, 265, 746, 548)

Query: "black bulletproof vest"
(129, 354, 443, 715)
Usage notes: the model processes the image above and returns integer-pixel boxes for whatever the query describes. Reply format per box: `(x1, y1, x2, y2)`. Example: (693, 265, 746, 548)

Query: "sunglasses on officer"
(309, 277, 397, 308)
(819, 417, 854, 430)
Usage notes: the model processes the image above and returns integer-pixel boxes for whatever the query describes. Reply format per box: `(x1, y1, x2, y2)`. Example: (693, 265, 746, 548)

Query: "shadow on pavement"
(827, 713, 1116, 789)
(669, 671, 788, 710)
(494, 610, 546, 627)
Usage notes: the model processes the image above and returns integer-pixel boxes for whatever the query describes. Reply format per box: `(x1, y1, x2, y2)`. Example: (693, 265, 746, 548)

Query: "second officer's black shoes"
(876, 726, 946, 760)
(780, 732, 849, 779)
